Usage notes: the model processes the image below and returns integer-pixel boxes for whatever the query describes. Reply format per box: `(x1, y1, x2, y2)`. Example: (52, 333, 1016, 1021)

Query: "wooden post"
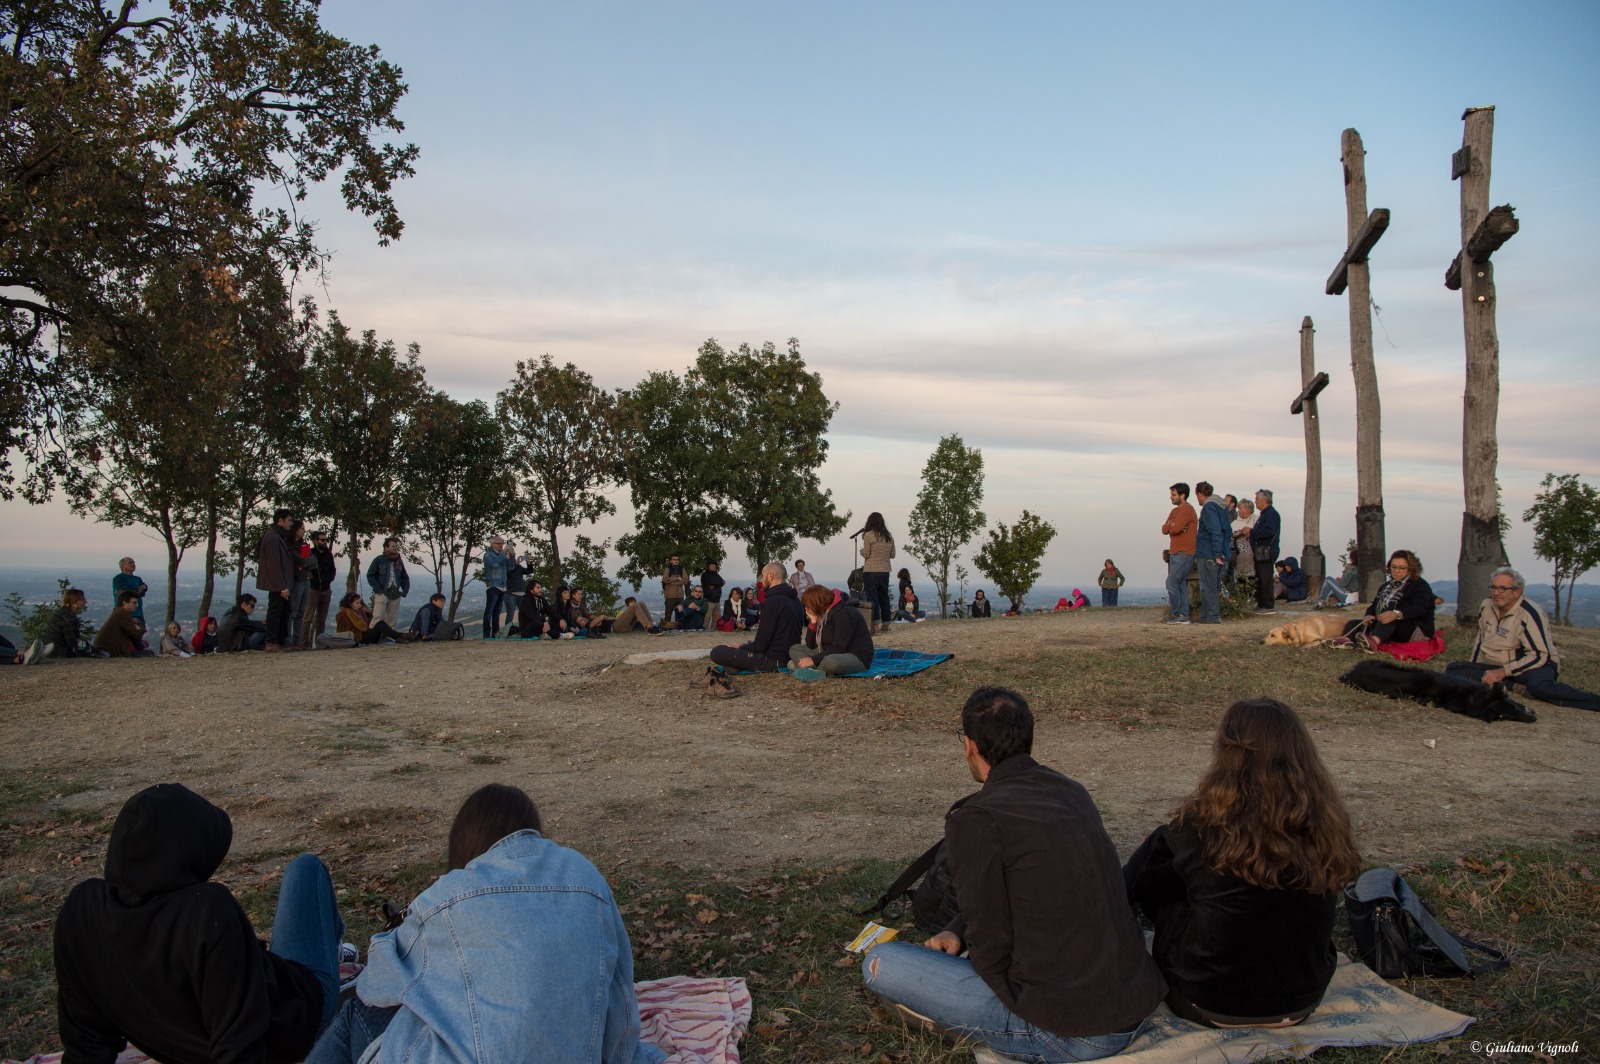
(1333, 128, 1387, 600)
(1291, 317, 1326, 590)
(1451, 106, 1517, 622)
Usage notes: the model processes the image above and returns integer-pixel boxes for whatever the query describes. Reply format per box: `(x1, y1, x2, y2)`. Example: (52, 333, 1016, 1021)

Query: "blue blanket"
(840, 648, 953, 678)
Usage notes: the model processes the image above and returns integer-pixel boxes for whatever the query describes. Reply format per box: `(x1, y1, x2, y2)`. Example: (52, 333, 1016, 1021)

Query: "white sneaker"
(972, 1047, 1029, 1064)
(22, 640, 44, 665)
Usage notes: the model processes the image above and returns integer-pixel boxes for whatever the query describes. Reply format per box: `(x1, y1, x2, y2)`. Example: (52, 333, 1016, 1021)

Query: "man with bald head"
(710, 562, 803, 673)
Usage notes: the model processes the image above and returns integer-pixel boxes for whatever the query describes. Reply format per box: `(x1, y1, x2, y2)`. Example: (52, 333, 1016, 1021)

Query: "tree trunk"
(160, 505, 181, 628)
(1563, 571, 1575, 626)
(1299, 317, 1325, 589)
(1342, 129, 1387, 599)
(346, 539, 362, 595)
(1455, 106, 1510, 623)
(235, 499, 249, 599)
(199, 498, 219, 622)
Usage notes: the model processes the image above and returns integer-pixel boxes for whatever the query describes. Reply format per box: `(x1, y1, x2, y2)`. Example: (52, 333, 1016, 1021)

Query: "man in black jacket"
(304, 530, 338, 647)
(54, 783, 343, 1064)
(255, 508, 296, 650)
(710, 563, 801, 672)
(862, 687, 1163, 1061)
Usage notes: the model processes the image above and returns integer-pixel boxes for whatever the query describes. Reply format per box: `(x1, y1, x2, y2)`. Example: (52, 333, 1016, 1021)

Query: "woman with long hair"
(1342, 549, 1434, 649)
(860, 512, 895, 633)
(1098, 559, 1125, 607)
(722, 586, 752, 630)
(335, 592, 411, 645)
(307, 784, 662, 1064)
(1124, 697, 1362, 1028)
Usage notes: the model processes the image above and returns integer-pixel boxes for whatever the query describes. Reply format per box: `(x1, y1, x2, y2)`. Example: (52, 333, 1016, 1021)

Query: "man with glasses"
(305, 530, 338, 647)
(861, 687, 1163, 1062)
(1445, 567, 1600, 712)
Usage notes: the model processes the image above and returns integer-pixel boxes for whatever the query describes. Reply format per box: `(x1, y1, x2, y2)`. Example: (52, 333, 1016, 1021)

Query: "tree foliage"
(521, 534, 621, 615)
(496, 354, 624, 588)
(906, 434, 985, 618)
(972, 510, 1057, 613)
(1523, 473, 1600, 626)
(1, 0, 416, 497)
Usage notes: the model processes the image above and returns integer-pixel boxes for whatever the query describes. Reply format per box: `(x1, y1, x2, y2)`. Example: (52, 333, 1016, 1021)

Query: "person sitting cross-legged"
(790, 585, 874, 679)
(1444, 566, 1600, 712)
(709, 562, 801, 673)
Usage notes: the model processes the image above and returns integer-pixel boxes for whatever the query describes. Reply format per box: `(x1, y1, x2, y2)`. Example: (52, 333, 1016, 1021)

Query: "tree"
(1, 0, 417, 498)
(496, 355, 624, 587)
(1523, 474, 1600, 626)
(290, 313, 427, 590)
(906, 435, 985, 618)
(401, 395, 519, 620)
(972, 510, 1057, 613)
(521, 534, 622, 614)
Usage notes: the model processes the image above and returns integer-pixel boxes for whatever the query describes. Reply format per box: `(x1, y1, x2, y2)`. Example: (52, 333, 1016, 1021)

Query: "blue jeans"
(1197, 557, 1223, 622)
(1100, 588, 1118, 607)
(306, 997, 399, 1064)
(483, 586, 507, 637)
(271, 853, 345, 1030)
(862, 942, 1137, 1063)
(1165, 553, 1194, 618)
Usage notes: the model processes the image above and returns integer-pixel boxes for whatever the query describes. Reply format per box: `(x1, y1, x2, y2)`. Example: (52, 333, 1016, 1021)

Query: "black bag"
(1252, 542, 1275, 563)
(858, 838, 960, 935)
(1344, 868, 1508, 979)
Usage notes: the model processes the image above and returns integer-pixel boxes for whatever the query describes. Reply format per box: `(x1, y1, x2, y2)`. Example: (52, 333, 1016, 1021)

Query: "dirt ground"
(4, 606, 1598, 882)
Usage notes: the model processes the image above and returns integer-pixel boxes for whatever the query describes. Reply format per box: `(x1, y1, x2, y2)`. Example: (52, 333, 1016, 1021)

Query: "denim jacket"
(355, 831, 664, 1064)
(481, 548, 509, 591)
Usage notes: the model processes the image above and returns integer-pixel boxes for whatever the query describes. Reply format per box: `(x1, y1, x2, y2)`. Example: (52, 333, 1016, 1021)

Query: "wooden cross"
(1450, 106, 1519, 622)
(1290, 318, 1329, 589)
(1328, 128, 1390, 600)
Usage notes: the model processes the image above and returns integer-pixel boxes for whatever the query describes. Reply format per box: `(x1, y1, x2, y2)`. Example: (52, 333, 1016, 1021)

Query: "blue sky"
(5, 1, 1597, 593)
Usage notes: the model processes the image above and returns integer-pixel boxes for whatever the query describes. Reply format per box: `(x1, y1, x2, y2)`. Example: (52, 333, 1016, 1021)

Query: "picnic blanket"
(1372, 632, 1447, 663)
(1112, 952, 1472, 1063)
(839, 648, 953, 678)
(6, 976, 752, 1064)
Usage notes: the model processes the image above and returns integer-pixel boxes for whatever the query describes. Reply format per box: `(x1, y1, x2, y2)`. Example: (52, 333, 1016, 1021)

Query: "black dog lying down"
(1340, 659, 1537, 723)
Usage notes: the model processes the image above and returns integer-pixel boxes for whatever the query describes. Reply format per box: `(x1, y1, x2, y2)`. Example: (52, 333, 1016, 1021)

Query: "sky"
(4, 0, 1598, 595)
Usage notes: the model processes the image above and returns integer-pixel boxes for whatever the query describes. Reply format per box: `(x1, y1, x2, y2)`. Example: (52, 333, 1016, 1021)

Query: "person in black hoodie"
(54, 782, 343, 1064)
(710, 562, 802, 673)
(514, 581, 553, 640)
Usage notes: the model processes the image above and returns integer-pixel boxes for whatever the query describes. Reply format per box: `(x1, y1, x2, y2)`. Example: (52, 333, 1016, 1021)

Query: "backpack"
(1344, 867, 1508, 979)
(858, 838, 961, 935)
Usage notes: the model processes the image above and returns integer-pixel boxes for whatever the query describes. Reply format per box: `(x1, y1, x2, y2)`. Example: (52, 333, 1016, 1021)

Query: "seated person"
(337, 592, 411, 645)
(94, 590, 152, 657)
(1124, 697, 1361, 1028)
(408, 593, 451, 640)
(893, 588, 925, 622)
(790, 585, 874, 678)
(159, 621, 193, 658)
(42, 588, 94, 658)
(1315, 553, 1359, 608)
(862, 688, 1162, 1061)
(709, 564, 801, 674)
(609, 596, 659, 635)
(514, 582, 554, 639)
(1340, 550, 1433, 649)
(218, 594, 269, 652)
(722, 587, 754, 631)
(55, 783, 342, 1064)
(190, 616, 219, 654)
(1054, 589, 1089, 611)
(969, 589, 992, 617)
(307, 784, 663, 1064)
(1, 633, 46, 664)
(678, 585, 709, 631)
(1273, 557, 1309, 602)
(548, 586, 577, 638)
(1445, 567, 1600, 712)
(742, 586, 761, 624)
(569, 587, 609, 636)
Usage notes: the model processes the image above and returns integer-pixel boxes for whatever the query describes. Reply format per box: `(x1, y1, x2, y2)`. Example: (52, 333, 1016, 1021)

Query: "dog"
(1263, 614, 1348, 646)
(1339, 659, 1536, 723)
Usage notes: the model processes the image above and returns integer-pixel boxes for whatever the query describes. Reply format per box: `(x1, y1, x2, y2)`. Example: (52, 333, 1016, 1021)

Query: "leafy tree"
(496, 355, 624, 587)
(521, 534, 622, 615)
(906, 435, 986, 618)
(1523, 473, 1600, 625)
(401, 394, 519, 620)
(1, 0, 417, 498)
(972, 510, 1058, 613)
(290, 313, 427, 590)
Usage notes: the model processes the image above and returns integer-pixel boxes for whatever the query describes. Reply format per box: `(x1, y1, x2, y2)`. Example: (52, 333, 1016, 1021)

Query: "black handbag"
(1344, 868, 1508, 978)
(1252, 543, 1275, 563)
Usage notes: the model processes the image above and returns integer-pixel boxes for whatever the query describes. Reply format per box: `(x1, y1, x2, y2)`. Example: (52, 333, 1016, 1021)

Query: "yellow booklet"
(846, 921, 899, 954)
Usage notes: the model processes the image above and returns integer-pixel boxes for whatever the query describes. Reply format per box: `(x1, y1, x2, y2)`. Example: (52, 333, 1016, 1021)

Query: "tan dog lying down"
(1263, 614, 1349, 646)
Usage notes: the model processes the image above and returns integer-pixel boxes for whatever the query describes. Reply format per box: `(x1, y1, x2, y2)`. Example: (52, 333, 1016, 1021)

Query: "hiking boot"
(688, 667, 724, 689)
(702, 676, 742, 699)
(793, 666, 826, 682)
(648, 625, 663, 635)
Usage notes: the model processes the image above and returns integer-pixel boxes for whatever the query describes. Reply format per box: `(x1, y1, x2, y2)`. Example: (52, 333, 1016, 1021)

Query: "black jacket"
(744, 582, 802, 666)
(699, 568, 725, 602)
(518, 593, 551, 637)
(1366, 577, 1436, 638)
(42, 606, 86, 657)
(217, 606, 266, 653)
(970, 597, 992, 618)
(1124, 822, 1338, 1019)
(54, 783, 322, 1064)
(804, 597, 874, 667)
(254, 525, 295, 593)
(945, 755, 1164, 1037)
(308, 546, 337, 592)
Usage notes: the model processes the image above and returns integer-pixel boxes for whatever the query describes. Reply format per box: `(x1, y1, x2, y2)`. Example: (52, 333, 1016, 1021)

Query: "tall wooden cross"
(1326, 128, 1390, 601)
(1290, 317, 1329, 590)
(1449, 105, 1519, 622)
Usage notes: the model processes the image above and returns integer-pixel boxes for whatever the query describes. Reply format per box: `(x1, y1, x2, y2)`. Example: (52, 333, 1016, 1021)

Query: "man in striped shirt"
(1445, 566, 1600, 712)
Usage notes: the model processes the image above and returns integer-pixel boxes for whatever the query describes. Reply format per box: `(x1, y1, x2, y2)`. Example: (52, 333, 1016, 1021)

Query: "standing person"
(366, 537, 411, 630)
(1194, 482, 1231, 625)
(1340, 550, 1433, 649)
(709, 563, 802, 673)
(699, 559, 725, 617)
(1097, 560, 1125, 608)
(54, 783, 343, 1064)
(789, 559, 816, 595)
(94, 591, 149, 657)
(306, 530, 339, 646)
(1124, 698, 1361, 1027)
(1230, 498, 1256, 584)
(1248, 490, 1280, 615)
(1445, 567, 1600, 711)
(289, 521, 313, 650)
(503, 545, 527, 635)
(481, 536, 511, 640)
(790, 585, 874, 679)
(859, 513, 896, 634)
(111, 557, 149, 635)
(661, 555, 688, 621)
(256, 508, 297, 650)
(1162, 483, 1198, 625)
(861, 688, 1163, 1061)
